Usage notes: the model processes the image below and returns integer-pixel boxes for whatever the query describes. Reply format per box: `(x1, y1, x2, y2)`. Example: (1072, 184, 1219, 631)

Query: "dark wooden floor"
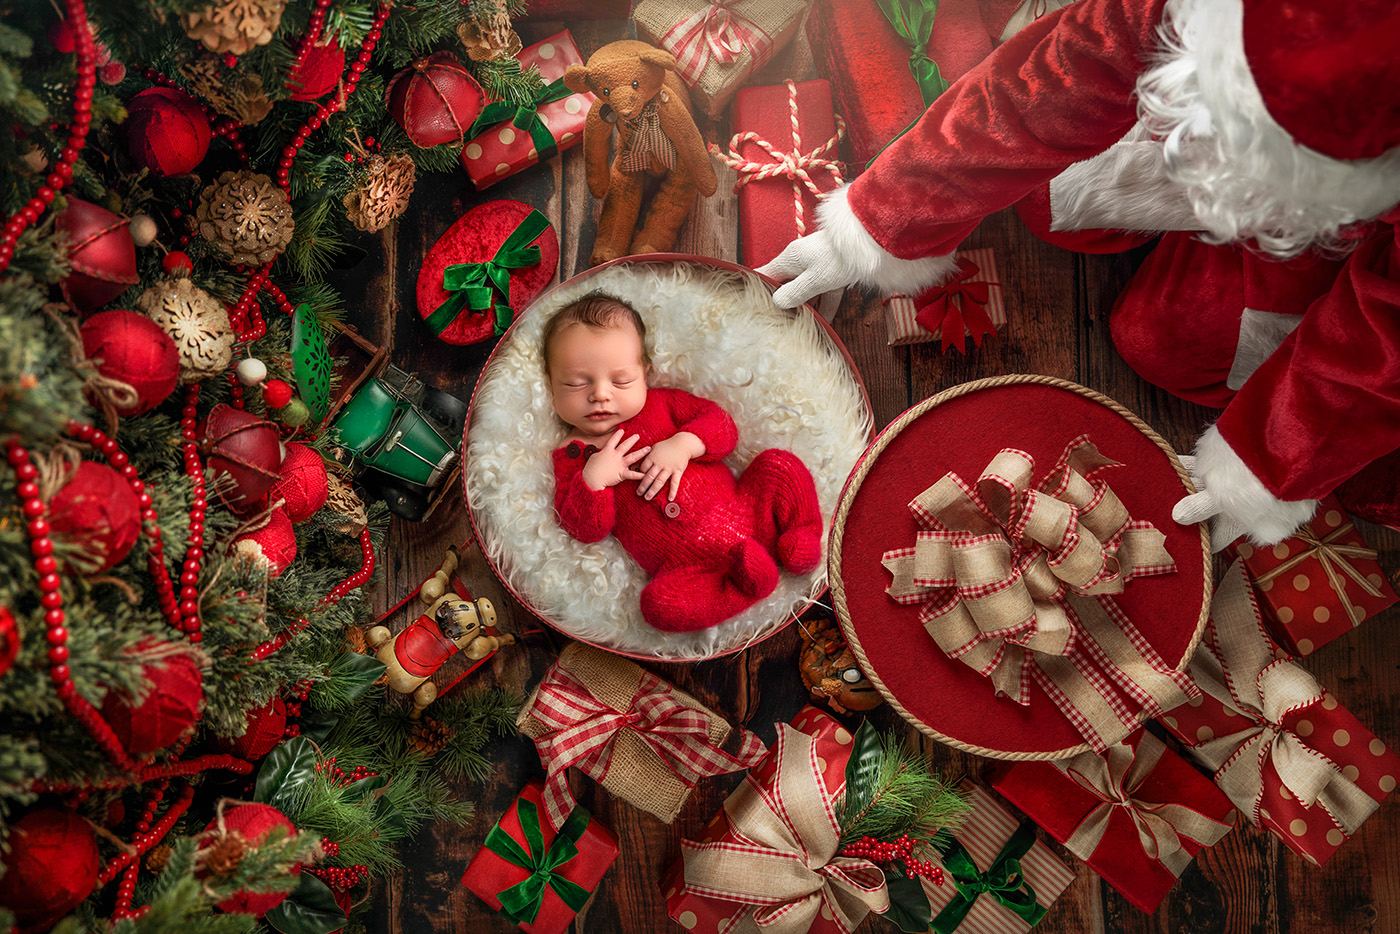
(342, 16, 1400, 934)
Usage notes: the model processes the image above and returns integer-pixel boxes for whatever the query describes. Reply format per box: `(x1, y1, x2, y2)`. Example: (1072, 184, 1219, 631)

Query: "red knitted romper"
(553, 387, 824, 632)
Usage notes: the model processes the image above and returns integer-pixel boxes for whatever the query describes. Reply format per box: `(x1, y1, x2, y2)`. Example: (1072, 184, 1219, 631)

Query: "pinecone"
(179, 54, 273, 126)
(200, 829, 248, 876)
(182, 0, 286, 56)
(137, 278, 234, 383)
(324, 472, 368, 536)
(145, 842, 174, 874)
(409, 716, 454, 756)
(457, 0, 522, 62)
(197, 171, 294, 266)
(345, 624, 369, 656)
(343, 154, 417, 233)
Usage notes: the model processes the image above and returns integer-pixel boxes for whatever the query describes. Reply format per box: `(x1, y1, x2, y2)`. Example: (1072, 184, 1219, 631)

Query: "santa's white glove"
(1171, 426, 1318, 552)
(757, 230, 851, 309)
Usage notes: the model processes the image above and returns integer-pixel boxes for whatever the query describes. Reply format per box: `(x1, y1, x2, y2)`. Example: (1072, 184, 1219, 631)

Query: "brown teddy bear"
(563, 40, 717, 266)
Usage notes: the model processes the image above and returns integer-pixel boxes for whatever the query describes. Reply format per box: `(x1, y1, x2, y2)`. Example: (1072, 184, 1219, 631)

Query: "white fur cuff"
(1192, 424, 1317, 545)
(819, 186, 961, 296)
(1049, 131, 1201, 233)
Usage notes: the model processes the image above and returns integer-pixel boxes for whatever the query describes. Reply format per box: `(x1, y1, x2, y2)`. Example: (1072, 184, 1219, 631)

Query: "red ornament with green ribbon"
(416, 201, 558, 346)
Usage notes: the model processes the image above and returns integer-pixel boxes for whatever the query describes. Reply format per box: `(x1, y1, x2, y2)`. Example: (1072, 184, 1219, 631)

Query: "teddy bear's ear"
(562, 63, 591, 95)
(637, 47, 681, 74)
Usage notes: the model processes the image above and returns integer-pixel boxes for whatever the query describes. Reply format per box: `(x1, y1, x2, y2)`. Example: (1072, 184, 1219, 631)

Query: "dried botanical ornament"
(179, 53, 273, 126)
(457, 0, 521, 62)
(196, 170, 295, 267)
(182, 0, 286, 56)
(343, 152, 416, 233)
(137, 278, 234, 384)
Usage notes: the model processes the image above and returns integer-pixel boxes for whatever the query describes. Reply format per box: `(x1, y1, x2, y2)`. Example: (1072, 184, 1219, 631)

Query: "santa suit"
(769, 0, 1400, 547)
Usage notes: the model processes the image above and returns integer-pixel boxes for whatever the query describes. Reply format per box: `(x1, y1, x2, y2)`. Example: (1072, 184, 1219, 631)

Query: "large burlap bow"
(681, 724, 890, 934)
(1186, 561, 1379, 833)
(528, 664, 767, 831)
(1056, 733, 1234, 875)
(1252, 521, 1385, 626)
(662, 0, 775, 85)
(883, 436, 1196, 751)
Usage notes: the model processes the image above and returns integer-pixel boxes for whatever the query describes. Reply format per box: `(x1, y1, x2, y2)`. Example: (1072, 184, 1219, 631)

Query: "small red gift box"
(720, 79, 846, 271)
(460, 30, 595, 189)
(662, 706, 863, 934)
(990, 730, 1235, 913)
(1229, 495, 1397, 657)
(461, 781, 619, 934)
(1157, 561, 1400, 865)
(883, 247, 1005, 351)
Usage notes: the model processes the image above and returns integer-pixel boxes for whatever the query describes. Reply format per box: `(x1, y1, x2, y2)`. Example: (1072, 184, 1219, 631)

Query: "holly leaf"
(264, 872, 346, 934)
(882, 867, 933, 934)
(255, 737, 320, 811)
(292, 303, 332, 425)
(342, 772, 390, 802)
(296, 706, 339, 745)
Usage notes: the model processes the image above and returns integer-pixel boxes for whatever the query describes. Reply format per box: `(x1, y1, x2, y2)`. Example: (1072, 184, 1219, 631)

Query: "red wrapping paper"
(460, 31, 595, 189)
(461, 781, 619, 934)
(990, 730, 1235, 913)
(661, 706, 855, 933)
(727, 79, 845, 269)
(1229, 496, 1397, 657)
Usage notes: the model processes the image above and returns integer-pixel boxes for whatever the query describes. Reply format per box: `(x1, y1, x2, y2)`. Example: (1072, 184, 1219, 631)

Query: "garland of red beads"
(0, 0, 96, 276)
(100, 780, 195, 922)
(248, 529, 376, 663)
(289, 0, 336, 80)
(839, 834, 946, 885)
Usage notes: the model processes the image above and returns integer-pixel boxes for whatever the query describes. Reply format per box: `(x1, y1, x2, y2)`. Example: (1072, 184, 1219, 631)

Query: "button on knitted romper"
(553, 387, 824, 632)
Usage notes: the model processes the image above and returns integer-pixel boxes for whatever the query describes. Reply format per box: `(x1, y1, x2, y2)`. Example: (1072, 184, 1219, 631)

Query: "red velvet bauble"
(125, 87, 211, 177)
(230, 694, 287, 760)
(272, 442, 329, 523)
(416, 200, 559, 345)
(203, 803, 300, 917)
(0, 606, 16, 678)
(233, 507, 297, 576)
(0, 807, 101, 928)
(49, 461, 143, 573)
(385, 51, 484, 148)
(57, 199, 139, 317)
(80, 309, 181, 416)
(262, 378, 294, 409)
(202, 403, 284, 515)
(100, 639, 203, 756)
(287, 39, 344, 101)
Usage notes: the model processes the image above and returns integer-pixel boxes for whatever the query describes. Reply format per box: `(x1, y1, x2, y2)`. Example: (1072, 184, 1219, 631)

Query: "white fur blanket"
(464, 261, 871, 659)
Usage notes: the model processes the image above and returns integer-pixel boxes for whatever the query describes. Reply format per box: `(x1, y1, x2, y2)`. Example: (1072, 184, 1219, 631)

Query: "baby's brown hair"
(541, 292, 651, 375)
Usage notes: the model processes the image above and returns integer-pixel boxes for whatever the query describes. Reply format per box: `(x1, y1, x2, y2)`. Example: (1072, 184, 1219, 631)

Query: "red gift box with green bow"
(461, 781, 619, 934)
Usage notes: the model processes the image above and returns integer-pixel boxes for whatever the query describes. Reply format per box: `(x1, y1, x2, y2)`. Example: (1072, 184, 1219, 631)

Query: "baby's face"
(547, 321, 649, 438)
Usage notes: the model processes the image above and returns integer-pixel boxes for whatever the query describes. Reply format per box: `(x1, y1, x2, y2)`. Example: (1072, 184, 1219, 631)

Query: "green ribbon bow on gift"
(874, 0, 951, 108)
(425, 208, 551, 337)
(467, 76, 576, 165)
(931, 822, 1046, 934)
(486, 796, 594, 926)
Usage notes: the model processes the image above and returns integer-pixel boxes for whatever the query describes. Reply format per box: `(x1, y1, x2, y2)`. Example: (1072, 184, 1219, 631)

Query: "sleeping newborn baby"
(546, 292, 824, 632)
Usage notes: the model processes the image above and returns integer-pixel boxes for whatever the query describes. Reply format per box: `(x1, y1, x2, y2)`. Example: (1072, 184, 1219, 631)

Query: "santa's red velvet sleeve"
(653, 387, 738, 461)
(1213, 220, 1400, 501)
(552, 446, 615, 543)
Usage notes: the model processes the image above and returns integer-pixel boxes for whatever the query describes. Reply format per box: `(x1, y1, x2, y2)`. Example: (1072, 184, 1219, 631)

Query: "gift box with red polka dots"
(1228, 495, 1396, 658)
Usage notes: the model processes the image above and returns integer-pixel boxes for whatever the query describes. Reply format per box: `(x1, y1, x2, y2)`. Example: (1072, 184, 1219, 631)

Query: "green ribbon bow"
(486, 796, 594, 926)
(874, 0, 951, 107)
(467, 76, 576, 164)
(425, 208, 551, 337)
(931, 822, 1046, 934)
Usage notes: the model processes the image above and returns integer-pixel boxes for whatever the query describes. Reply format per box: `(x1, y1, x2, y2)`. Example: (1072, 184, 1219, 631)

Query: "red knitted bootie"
(639, 540, 779, 632)
(740, 449, 824, 574)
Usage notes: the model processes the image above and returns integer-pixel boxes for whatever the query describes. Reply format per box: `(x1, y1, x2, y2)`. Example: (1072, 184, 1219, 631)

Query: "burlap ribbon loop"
(912, 258, 998, 354)
(1252, 522, 1384, 626)
(661, 0, 775, 85)
(883, 436, 1194, 751)
(1187, 561, 1379, 833)
(1056, 733, 1234, 875)
(528, 664, 767, 831)
(681, 724, 890, 934)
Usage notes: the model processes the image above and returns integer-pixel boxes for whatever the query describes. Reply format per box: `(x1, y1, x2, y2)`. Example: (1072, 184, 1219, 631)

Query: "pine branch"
(837, 732, 968, 848)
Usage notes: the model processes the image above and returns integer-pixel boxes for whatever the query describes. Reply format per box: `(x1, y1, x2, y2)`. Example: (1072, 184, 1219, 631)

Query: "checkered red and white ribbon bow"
(661, 0, 774, 86)
(883, 436, 1196, 751)
(528, 663, 767, 831)
(708, 79, 845, 239)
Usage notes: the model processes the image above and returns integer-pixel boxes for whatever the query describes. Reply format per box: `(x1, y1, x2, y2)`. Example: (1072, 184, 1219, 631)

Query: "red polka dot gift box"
(1155, 561, 1400, 867)
(1226, 494, 1397, 658)
(459, 30, 595, 190)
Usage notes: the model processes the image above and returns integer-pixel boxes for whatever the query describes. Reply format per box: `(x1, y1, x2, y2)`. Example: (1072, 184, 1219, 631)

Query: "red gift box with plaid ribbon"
(1228, 495, 1397, 657)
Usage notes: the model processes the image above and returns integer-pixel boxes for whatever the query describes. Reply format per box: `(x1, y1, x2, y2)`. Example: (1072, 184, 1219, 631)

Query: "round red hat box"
(830, 375, 1210, 759)
(416, 199, 558, 346)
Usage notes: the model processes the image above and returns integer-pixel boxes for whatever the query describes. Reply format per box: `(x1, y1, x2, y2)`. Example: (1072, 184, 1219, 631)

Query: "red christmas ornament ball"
(80, 309, 181, 416)
(48, 461, 143, 574)
(385, 51, 484, 148)
(272, 442, 329, 523)
(125, 87, 211, 177)
(47, 19, 77, 53)
(230, 694, 287, 760)
(287, 39, 345, 101)
(0, 807, 101, 928)
(163, 251, 194, 276)
(262, 377, 294, 409)
(56, 199, 140, 316)
(202, 403, 285, 515)
(99, 639, 204, 756)
(0, 607, 16, 679)
(203, 803, 301, 917)
(233, 507, 298, 576)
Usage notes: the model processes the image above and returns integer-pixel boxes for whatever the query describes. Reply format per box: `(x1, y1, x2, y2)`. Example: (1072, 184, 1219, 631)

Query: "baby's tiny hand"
(637, 432, 704, 501)
(581, 430, 650, 491)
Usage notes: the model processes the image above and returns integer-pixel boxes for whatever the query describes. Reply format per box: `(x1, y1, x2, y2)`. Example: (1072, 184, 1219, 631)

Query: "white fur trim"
(1191, 425, 1316, 546)
(998, 0, 1078, 43)
(819, 186, 961, 296)
(1049, 125, 1200, 232)
(1138, 0, 1400, 258)
(1225, 309, 1302, 391)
